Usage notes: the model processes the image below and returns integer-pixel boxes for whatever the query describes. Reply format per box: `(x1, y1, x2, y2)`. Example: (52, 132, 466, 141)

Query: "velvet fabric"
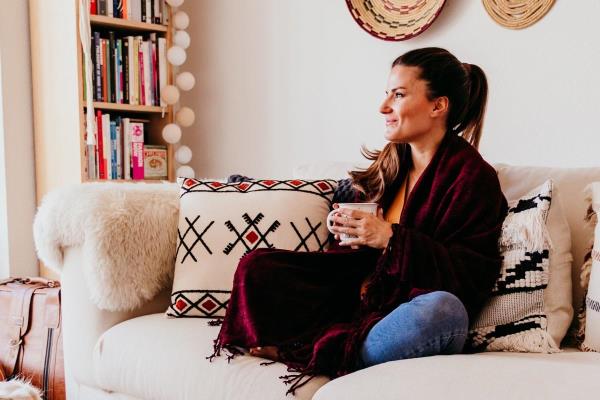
(209, 133, 508, 394)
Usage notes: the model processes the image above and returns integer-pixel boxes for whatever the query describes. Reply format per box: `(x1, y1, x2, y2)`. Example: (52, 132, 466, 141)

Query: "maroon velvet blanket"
(209, 133, 508, 394)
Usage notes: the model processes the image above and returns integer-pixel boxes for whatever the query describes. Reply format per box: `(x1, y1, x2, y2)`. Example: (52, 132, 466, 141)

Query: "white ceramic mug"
(326, 202, 378, 242)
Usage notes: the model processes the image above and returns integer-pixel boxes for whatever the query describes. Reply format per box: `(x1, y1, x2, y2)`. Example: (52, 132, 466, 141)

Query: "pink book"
(130, 122, 144, 179)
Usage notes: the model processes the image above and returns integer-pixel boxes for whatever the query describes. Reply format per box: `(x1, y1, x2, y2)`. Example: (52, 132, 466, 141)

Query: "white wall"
(0, 0, 37, 278)
(180, 0, 600, 179)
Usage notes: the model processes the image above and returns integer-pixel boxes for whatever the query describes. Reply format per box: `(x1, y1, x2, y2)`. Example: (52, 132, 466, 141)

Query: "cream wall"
(180, 0, 600, 179)
(0, 0, 37, 278)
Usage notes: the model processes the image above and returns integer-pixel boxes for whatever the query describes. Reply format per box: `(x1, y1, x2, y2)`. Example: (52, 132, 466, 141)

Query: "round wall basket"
(482, 0, 555, 30)
(345, 0, 447, 41)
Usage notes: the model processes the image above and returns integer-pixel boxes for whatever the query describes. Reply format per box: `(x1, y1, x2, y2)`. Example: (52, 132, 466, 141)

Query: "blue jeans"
(360, 291, 469, 367)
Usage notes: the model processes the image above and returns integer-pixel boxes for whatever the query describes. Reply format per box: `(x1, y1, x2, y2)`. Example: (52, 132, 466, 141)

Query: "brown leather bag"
(0, 277, 65, 400)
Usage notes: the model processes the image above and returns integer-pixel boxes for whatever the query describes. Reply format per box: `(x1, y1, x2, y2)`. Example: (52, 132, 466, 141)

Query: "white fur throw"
(33, 182, 179, 311)
(0, 378, 43, 400)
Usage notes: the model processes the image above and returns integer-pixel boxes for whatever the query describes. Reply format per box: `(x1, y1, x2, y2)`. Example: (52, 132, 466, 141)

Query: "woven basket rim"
(345, 0, 448, 41)
(482, 0, 555, 30)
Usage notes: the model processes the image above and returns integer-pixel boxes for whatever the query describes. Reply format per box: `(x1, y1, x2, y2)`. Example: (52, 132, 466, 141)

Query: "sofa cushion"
(168, 177, 337, 318)
(468, 180, 559, 352)
(93, 314, 329, 400)
(313, 347, 600, 400)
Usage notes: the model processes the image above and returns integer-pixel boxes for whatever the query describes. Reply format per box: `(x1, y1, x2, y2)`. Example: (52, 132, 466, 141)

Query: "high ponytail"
(351, 47, 489, 201)
(452, 63, 488, 150)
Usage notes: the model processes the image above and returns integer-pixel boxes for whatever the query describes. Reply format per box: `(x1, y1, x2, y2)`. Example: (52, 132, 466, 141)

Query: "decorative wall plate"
(345, 0, 447, 41)
(482, 0, 555, 30)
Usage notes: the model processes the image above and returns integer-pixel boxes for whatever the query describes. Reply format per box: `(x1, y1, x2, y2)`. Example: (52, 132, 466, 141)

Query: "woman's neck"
(408, 127, 446, 175)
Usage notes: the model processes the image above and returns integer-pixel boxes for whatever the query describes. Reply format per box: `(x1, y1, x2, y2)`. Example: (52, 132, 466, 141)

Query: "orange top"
(384, 176, 408, 224)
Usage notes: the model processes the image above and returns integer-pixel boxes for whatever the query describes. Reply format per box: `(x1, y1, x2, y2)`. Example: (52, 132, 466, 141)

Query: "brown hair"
(349, 47, 488, 202)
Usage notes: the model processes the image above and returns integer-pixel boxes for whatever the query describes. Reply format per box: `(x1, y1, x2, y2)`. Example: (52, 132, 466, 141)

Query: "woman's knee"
(234, 249, 275, 284)
(415, 291, 469, 332)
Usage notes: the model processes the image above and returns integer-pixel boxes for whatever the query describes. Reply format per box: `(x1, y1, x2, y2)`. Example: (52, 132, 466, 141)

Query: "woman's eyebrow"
(385, 86, 406, 94)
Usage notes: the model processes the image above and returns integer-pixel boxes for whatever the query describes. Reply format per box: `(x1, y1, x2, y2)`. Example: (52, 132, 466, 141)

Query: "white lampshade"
(176, 72, 195, 91)
(173, 11, 190, 30)
(177, 165, 195, 178)
(166, 0, 184, 7)
(175, 145, 193, 164)
(167, 46, 187, 66)
(176, 107, 195, 127)
(162, 123, 182, 144)
(161, 85, 180, 105)
(173, 30, 191, 49)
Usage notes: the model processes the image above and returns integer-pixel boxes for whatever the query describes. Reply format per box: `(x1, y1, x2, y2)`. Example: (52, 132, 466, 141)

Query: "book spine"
(131, 36, 138, 105)
(114, 38, 120, 103)
(98, 0, 106, 16)
(103, 114, 111, 179)
(153, 0, 159, 24)
(94, 32, 101, 101)
(108, 32, 115, 103)
(141, 0, 146, 23)
(138, 39, 145, 105)
(107, 0, 113, 17)
(123, 118, 131, 179)
(90, 0, 97, 15)
(150, 33, 157, 106)
(123, 38, 129, 103)
(101, 39, 108, 102)
(131, 122, 145, 180)
(96, 110, 105, 179)
(110, 121, 117, 179)
(118, 39, 124, 103)
(116, 116, 122, 179)
(158, 37, 166, 107)
(114, 0, 122, 19)
(143, 41, 151, 106)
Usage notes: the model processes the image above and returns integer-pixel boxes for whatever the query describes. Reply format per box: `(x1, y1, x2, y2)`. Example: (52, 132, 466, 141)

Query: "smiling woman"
(210, 47, 507, 396)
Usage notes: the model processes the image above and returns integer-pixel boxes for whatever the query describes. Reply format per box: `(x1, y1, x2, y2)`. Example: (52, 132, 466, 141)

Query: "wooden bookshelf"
(30, 0, 176, 278)
(90, 15, 168, 32)
(90, 102, 167, 113)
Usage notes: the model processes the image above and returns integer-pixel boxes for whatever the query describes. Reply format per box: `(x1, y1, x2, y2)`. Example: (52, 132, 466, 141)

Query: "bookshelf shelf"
(90, 102, 166, 113)
(90, 15, 168, 32)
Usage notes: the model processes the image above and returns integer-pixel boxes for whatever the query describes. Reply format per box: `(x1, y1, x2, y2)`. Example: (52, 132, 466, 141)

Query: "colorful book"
(123, 38, 129, 103)
(122, 118, 131, 179)
(131, 122, 145, 179)
(110, 120, 117, 179)
(103, 114, 111, 179)
(90, 0, 97, 15)
(116, 116, 122, 179)
(96, 110, 105, 179)
(108, 32, 115, 103)
(138, 38, 145, 105)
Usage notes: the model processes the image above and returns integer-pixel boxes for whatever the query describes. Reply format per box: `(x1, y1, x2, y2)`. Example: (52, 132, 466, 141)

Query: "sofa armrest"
(61, 246, 171, 391)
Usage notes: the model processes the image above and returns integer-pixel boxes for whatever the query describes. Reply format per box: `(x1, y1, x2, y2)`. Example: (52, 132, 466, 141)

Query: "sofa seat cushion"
(92, 314, 329, 400)
(314, 347, 600, 400)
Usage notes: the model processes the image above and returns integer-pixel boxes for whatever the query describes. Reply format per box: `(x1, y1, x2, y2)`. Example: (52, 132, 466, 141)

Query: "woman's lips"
(386, 120, 398, 126)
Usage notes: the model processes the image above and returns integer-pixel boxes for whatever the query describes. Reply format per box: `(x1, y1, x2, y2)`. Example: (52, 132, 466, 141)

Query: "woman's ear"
(431, 96, 449, 118)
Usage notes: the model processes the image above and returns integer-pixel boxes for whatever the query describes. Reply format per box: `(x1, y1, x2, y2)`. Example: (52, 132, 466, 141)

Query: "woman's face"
(380, 65, 439, 143)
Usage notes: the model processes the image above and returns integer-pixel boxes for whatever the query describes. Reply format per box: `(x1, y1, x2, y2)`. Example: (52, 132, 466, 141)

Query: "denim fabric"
(360, 291, 469, 367)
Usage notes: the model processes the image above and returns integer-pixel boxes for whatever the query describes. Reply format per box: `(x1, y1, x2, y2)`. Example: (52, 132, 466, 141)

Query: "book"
(107, 0, 113, 17)
(123, 38, 129, 103)
(98, 0, 106, 16)
(130, 121, 145, 179)
(102, 113, 111, 179)
(96, 110, 105, 179)
(150, 33, 158, 106)
(101, 39, 107, 102)
(138, 37, 145, 105)
(158, 37, 167, 107)
(142, 40, 151, 106)
(116, 116, 122, 179)
(122, 118, 131, 179)
(90, 0, 97, 16)
(144, 145, 168, 180)
(108, 32, 115, 103)
(94, 32, 102, 101)
(110, 120, 117, 179)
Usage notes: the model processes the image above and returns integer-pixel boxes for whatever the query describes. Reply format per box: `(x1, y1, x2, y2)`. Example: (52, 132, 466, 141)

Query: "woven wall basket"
(345, 0, 447, 41)
(482, 0, 555, 30)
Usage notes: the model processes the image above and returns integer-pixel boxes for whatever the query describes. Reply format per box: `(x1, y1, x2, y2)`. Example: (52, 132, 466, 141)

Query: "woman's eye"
(394, 92, 404, 99)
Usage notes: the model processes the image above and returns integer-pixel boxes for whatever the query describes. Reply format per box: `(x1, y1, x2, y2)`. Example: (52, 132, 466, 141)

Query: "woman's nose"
(379, 100, 392, 114)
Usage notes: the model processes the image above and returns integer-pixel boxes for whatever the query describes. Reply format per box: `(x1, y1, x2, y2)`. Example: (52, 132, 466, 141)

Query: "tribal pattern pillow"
(468, 180, 560, 353)
(167, 177, 337, 318)
(574, 182, 600, 352)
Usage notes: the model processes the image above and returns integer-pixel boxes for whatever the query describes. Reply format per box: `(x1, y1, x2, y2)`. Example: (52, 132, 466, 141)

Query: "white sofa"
(41, 163, 600, 400)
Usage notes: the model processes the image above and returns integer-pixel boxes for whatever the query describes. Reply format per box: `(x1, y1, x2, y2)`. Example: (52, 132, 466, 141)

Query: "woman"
(209, 48, 508, 394)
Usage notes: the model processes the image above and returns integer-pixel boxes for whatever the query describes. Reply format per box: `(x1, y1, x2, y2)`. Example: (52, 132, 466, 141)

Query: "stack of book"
(86, 111, 168, 181)
(90, 0, 169, 24)
(85, 31, 167, 107)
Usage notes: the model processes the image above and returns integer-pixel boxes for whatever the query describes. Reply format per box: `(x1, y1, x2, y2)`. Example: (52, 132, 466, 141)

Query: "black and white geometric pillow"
(167, 177, 337, 318)
(468, 179, 561, 353)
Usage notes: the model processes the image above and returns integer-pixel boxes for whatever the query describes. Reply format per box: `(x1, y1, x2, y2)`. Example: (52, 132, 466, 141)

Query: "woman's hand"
(329, 204, 393, 249)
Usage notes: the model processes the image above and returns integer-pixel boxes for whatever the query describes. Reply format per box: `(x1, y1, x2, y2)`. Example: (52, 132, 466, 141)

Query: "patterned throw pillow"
(468, 180, 561, 353)
(167, 177, 337, 318)
(574, 182, 600, 352)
